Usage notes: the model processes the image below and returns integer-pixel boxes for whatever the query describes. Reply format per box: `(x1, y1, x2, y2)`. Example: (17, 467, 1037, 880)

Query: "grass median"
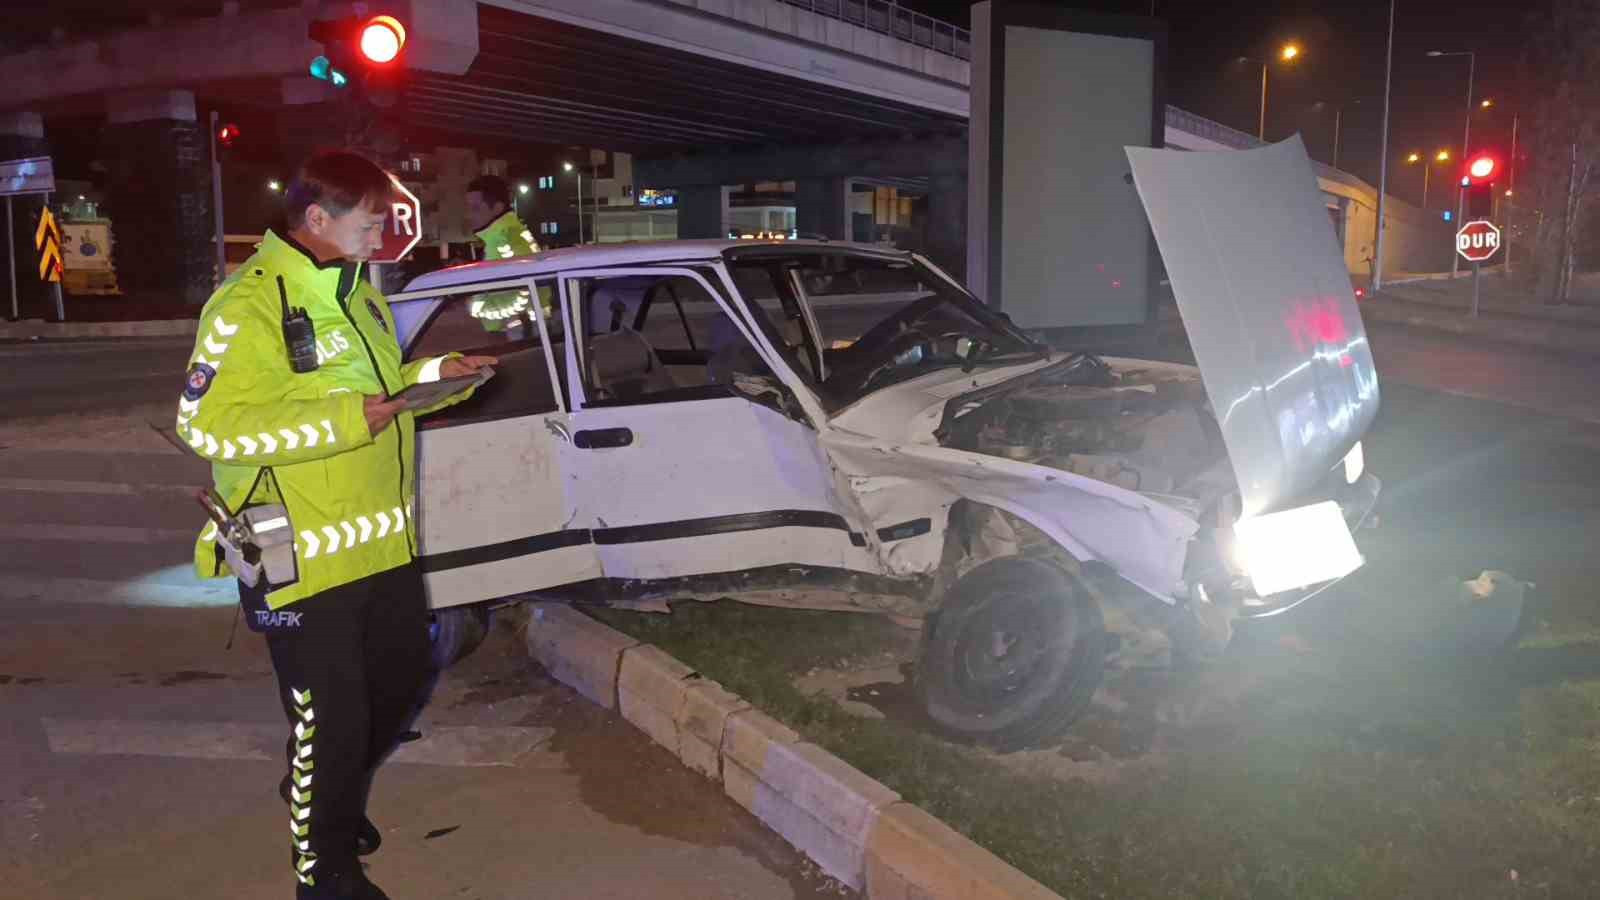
(592, 383, 1600, 898)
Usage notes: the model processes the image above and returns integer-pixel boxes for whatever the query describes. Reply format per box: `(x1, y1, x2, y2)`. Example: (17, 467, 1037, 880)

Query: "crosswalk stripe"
(42, 719, 555, 767)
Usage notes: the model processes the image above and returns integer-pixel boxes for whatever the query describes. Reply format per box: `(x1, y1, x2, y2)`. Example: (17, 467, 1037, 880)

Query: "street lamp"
(1427, 49, 1476, 276)
(563, 162, 584, 245)
(1243, 44, 1303, 141)
(1405, 150, 1450, 209)
(1311, 99, 1357, 170)
(267, 179, 282, 192)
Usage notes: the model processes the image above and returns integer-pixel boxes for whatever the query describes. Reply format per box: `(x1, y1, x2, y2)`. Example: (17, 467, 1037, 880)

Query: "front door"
(401, 280, 601, 608)
(556, 267, 877, 582)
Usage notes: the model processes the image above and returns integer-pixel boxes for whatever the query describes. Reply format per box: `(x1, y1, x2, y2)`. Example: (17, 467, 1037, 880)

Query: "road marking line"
(0, 523, 193, 544)
(42, 719, 554, 767)
(0, 478, 199, 496)
(0, 573, 236, 608)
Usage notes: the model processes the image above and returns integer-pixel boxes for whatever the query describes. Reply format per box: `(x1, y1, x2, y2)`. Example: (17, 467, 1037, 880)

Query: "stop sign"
(371, 174, 422, 263)
(1456, 219, 1501, 263)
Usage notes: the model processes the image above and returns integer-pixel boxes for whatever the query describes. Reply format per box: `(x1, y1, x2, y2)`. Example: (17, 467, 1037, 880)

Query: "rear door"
(396, 278, 601, 608)
(555, 267, 878, 582)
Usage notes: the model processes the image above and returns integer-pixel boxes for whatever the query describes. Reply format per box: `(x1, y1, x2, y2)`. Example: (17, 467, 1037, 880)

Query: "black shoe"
(294, 866, 391, 900)
(279, 775, 382, 856)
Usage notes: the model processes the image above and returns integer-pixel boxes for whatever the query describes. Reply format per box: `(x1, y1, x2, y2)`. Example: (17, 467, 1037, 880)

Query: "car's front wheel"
(428, 604, 491, 671)
(917, 557, 1105, 751)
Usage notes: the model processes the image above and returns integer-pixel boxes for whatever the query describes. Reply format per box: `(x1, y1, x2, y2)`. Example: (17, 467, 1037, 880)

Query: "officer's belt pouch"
(220, 504, 296, 588)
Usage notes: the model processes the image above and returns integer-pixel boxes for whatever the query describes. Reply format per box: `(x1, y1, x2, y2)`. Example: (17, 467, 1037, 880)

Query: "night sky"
(904, 0, 1533, 201)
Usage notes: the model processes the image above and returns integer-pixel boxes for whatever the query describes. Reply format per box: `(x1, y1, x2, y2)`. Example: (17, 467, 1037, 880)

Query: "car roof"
(400, 239, 907, 293)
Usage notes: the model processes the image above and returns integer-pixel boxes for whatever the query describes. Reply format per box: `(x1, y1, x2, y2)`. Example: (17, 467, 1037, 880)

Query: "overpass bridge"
(0, 0, 1448, 305)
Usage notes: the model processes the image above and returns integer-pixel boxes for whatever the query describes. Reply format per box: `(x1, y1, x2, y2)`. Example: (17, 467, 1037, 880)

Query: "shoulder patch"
(365, 297, 389, 333)
(183, 362, 217, 401)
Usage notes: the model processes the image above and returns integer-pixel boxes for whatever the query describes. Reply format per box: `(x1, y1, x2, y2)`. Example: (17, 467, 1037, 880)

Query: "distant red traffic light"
(217, 123, 240, 147)
(358, 15, 406, 64)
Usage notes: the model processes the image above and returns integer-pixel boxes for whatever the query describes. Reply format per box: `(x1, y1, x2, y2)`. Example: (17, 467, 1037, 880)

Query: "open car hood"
(1126, 136, 1379, 517)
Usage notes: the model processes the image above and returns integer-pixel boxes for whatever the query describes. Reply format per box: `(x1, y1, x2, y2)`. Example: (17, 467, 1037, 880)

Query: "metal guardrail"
(773, 0, 971, 60)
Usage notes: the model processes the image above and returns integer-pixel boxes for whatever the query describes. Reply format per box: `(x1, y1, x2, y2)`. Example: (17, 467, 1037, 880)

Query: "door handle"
(545, 419, 571, 442)
(574, 427, 634, 449)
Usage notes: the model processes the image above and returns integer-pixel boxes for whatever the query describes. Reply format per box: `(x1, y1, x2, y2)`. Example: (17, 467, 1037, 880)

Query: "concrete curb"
(0, 318, 199, 340)
(525, 602, 1061, 899)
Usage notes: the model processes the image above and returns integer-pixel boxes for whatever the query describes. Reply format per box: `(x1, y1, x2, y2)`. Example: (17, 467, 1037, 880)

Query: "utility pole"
(208, 110, 226, 288)
(1373, 0, 1395, 293)
(1333, 104, 1342, 170)
(1506, 114, 1518, 274)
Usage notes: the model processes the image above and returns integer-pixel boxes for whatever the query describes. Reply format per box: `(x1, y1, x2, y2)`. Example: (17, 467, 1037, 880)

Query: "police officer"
(463, 174, 543, 338)
(176, 150, 495, 899)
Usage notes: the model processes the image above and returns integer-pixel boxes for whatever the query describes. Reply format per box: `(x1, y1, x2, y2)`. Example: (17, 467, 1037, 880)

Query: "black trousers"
(255, 562, 431, 895)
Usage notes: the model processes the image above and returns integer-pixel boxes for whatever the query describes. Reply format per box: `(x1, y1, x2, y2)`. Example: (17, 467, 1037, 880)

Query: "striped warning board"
(35, 207, 62, 282)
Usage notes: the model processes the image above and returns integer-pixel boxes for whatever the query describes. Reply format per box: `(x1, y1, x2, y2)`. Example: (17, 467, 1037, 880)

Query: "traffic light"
(358, 15, 407, 65)
(1462, 152, 1502, 218)
(216, 123, 241, 148)
(308, 13, 407, 102)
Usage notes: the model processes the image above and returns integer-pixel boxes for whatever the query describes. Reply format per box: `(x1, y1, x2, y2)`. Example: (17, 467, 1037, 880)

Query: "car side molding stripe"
(417, 509, 862, 573)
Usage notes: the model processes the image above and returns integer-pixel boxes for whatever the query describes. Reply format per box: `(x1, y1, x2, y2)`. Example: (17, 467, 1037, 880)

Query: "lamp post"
(1406, 150, 1450, 209)
(1373, 0, 1394, 292)
(1427, 49, 1475, 276)
(1246, 44, 1302, 141)
(1312, 99, 1358, 169)
(563, 162, 584, 245)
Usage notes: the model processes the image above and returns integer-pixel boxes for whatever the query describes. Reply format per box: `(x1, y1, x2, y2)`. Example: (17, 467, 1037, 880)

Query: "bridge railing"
(775, 0, 971, 59)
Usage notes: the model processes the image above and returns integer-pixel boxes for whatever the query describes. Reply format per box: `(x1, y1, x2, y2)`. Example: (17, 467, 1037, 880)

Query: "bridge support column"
(1, 112, 51, 320)
(676, 185, 730, 239)
(795, 177, 848, 241)
(101, 90, 213, 305)
(924, 173, 967, 279)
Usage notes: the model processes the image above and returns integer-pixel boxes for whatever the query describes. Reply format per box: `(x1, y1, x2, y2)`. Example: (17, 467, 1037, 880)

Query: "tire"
(428, 604, 490, 671)
(917, 557, 1105, 751)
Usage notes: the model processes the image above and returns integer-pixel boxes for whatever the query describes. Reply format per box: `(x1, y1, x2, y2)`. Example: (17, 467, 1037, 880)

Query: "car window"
(573, 273, 773, 407)
(724, 249, 1040, 410)
(402, 280, 566, 426)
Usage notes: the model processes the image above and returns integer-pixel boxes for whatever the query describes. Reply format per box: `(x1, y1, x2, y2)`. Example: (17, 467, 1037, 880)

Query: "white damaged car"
(391, 139, 1380, 748)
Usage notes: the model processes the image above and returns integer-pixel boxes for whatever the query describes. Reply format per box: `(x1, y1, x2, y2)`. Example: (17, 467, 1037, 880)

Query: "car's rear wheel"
(429, 604, 491, 671)
(917, 557, 1105, 750)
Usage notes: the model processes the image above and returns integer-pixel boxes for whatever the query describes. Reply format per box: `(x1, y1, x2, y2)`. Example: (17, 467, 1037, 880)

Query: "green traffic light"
(309, 54, 350, 88)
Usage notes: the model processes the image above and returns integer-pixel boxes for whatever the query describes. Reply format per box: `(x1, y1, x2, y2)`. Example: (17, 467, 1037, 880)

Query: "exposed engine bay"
(935, 353, 1239, 520)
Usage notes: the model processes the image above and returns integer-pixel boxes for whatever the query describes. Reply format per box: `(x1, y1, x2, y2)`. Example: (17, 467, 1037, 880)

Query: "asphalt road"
(3, 319, 1598, 898)
(0, 338, 849, 898)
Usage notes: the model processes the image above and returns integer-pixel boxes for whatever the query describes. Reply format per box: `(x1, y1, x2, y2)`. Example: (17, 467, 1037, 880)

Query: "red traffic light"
(1466, 154, 1498, 183)
(217, 123, 241, 147)
(358, 15, 406, 64)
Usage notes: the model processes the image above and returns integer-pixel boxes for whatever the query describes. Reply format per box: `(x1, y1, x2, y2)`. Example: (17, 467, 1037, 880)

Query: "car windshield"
(725, 248, 1042, 409)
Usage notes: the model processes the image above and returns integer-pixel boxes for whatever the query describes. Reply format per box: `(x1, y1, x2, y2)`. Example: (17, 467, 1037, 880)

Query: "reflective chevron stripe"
(296, 506, 408, 560)
(183, 418, 339, 461)
(288, 686, 317, 887)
